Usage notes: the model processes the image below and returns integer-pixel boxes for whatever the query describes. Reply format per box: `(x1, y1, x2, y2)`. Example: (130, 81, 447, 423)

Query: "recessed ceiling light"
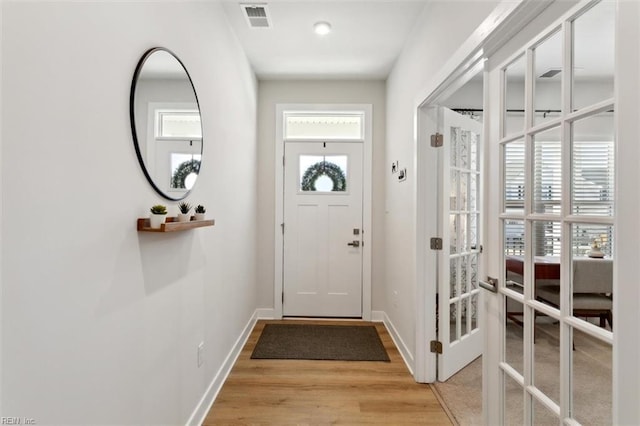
(314, 21, 332, 36)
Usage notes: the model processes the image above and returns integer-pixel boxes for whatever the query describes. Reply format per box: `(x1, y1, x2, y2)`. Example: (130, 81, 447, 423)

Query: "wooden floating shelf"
(137, 217, 215, 233)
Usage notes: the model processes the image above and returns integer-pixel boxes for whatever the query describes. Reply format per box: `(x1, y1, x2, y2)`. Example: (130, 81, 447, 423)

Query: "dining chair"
(536, 258, 613, 329)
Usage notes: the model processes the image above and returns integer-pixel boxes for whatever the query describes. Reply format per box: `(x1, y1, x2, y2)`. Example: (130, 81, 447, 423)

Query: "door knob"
(347, 240, 360, 247)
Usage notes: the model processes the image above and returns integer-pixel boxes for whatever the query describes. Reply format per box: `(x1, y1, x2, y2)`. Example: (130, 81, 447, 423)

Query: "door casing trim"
(274, 103, 373, 320)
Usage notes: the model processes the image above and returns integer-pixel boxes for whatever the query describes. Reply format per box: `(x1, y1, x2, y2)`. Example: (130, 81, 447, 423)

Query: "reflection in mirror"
(573, 1, 615, 111)
(504, 55, 526, 136)
(130, 47, 202, 200)
(534, 29, 562, 125)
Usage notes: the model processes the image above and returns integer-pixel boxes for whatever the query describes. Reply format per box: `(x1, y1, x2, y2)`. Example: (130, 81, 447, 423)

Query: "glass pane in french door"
(504, 141, 525, 215)
(533, 317, 560, 405)
(571, 112, 614, 217)
(533, 397, 558, 425)
(534, 29, 562, 126)
(533, 220, 562, 311)
(533, 126, 562, 215)
(504, 373, 524, 425)
(448, 125, 480, 344)
(571, 223, 614, 329)
(504, 55, 526, 137)
(572, 327, 612, 425)
(505, 220, 525, 259)
(573, 1, 615, 111)
(470, 292, 479, 331)
(505, 297, 524, 376)
(449, 302, 458, 344)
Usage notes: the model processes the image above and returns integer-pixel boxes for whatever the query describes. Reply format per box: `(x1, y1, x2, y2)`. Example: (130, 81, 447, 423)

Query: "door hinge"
(430, 340, 443, 354)
(283, 156, 285, 166)
(281, 223, 285, 234)
(430, 237, 443, 250)
(430, 132, 443, 147)
(282, 291, 284, 304)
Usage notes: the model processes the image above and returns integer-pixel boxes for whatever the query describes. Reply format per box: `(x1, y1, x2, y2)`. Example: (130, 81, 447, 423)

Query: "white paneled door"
(283, 141, 364, 317)
(437, 107, 484, 381)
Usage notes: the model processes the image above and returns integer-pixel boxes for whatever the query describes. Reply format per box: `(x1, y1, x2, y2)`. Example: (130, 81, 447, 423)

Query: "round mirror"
(130, 47, 203, 200)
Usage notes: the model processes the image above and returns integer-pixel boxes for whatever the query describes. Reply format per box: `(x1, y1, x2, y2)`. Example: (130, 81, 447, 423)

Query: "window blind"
(572, 141, 614, 216)
(504, 141, 525, 214)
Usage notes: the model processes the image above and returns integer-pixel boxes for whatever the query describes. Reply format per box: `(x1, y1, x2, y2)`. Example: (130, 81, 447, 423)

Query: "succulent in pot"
(149, 204, 168, 229)
(177, 202, 192, 222)
(194, 204, 206, 221)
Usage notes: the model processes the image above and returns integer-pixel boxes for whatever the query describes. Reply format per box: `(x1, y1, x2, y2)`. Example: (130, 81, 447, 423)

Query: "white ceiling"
(221, 0, 430, 80)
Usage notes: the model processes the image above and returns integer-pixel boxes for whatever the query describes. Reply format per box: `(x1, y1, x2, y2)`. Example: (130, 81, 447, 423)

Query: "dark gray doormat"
(250, 324, 390, 362)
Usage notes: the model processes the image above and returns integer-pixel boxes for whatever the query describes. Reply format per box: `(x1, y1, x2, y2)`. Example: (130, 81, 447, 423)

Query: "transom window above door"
(284, 113, 364, 140)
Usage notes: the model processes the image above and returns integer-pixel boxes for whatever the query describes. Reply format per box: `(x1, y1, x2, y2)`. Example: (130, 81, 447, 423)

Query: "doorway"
(274, 104, 373, 319)
(411, 0, 637, 424)
(414, 66, 486, 423)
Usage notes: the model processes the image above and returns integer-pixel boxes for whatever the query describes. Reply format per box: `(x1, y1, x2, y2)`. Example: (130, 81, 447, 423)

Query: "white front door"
(437, 107, 484, 381)
(283, 141, 364, 317)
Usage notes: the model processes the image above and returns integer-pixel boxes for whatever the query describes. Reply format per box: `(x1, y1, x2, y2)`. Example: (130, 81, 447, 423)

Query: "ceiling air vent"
(539, 68, 562, 78)
(241, 4, 271, 28)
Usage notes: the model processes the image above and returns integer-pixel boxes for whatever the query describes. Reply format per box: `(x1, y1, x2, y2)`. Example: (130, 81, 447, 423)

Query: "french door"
(496, 1, 615, 423)
(437, 107, 484, 381)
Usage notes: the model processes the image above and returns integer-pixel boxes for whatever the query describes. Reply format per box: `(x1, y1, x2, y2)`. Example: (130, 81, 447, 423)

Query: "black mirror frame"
(129, 47, 203, 201)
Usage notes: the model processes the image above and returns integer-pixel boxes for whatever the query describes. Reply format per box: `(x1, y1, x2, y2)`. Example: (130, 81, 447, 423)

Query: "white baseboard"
(255, 308, 276, 319)
(186, 310, 260, 426)
(372, 310, 414, 376)
(371, 310, 386, 322)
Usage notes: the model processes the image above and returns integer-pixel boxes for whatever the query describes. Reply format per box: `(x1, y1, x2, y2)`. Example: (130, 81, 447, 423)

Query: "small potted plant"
(177, 202, 192, 222)
(149, 204, 168, 229)
(194, 204, 206, 221)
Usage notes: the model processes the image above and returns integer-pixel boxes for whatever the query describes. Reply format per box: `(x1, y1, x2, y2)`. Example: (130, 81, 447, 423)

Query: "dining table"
(505, 255, 561, 281)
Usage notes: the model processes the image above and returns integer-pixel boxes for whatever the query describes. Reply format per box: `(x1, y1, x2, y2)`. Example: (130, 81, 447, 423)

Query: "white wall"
(256, 80, 386, 311)
(1, 2, 258, 424)
(384, 0, 499, 365)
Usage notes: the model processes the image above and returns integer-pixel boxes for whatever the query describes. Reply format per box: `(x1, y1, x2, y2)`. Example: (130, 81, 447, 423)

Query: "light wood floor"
(203, 319, 453, 425)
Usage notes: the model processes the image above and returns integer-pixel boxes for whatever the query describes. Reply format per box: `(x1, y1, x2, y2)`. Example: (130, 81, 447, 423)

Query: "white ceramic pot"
(178, 213, 191, 223)
(150, 213, 167, 229)
(588, 248, 605, 258)
(194, 213, 206, 221)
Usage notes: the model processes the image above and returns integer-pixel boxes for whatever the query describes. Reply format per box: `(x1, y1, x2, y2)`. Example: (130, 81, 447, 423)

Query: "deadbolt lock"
(353, 228, 360, 235)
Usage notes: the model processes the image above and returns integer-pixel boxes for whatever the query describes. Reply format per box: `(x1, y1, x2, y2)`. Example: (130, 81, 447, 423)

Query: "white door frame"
(274, 103, 373, 320)
(413, 0, 548, 385)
